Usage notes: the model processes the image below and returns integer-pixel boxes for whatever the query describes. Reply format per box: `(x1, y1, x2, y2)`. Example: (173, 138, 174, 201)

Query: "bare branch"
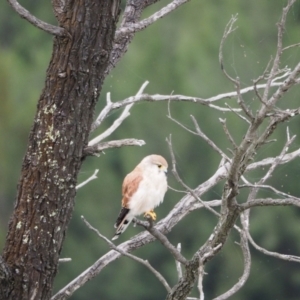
(135, 218, 188, 265)
(190, 115, 231, 162)
(166, 135, 221, 218)
(114, 93, 241, 111)
(240, 198, 300, 210)
(91, 92, 113, 132)
(175, 243, 183, 280)
(90, 80, 299, 120)
(76, 169, 99, 190)
(88, 81, 149, 146)
(168, 110, 230, 165)
(246, 132, 296, 203)
(213, 226, 250, 300)
(246, 228, 300, 263)
(246, 148, 300, 171)
(240, 183, 299, 200)
(219, 14, 238, 82)
(59, 258, 72, 263)
(116, 0, 190, 38)
(282, 42, 300, 51)
(107, 0, 189, 75)
(262, 0, 296, 102)
(116, 81, 294, 108)
(81, 216, 171, 292)
(197, 263, 205, 300)
(51, 168, 226, 300)
(267, 61, 300, 107)
(219, 118, 237, 149)
(224, 103, 251, 124)
(253, 59, 274, 105)
(52, 145, 300, 300)
(7, 0, 65, 36)
(84, 138, 145, 156)
(219, 15, 256, 121)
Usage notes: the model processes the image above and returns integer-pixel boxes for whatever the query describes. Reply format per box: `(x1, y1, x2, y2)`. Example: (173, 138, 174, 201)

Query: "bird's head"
(141, 154, 168, 175)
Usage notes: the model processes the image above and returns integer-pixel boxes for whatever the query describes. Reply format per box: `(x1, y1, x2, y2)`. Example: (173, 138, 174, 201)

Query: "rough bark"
(1, 1, 121, 299)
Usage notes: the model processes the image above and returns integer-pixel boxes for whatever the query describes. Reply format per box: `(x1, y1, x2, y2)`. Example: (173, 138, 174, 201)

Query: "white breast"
(128, 169, 167, 217)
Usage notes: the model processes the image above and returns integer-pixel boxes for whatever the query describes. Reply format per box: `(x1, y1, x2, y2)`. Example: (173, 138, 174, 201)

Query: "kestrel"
(112, 154, 168, 240)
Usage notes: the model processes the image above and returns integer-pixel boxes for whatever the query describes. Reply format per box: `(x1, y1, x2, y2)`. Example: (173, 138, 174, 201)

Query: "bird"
(112, 154, 168, 240)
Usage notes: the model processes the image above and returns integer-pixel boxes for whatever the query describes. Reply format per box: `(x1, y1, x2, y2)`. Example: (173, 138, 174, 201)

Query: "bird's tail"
(112, 207, 133, 240)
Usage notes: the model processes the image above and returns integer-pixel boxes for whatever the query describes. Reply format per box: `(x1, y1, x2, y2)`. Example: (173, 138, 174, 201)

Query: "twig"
(239, 183, 299, 200)
(260, 134, 296, 183)
(240, 198, 300, 210)
(224, 103, 250, 124)
(114, 93, 241, 112)
(135, 218, 188, 265)
(7, 0, 65, 36)
(213, 223, 251, 300)
(116, 0, 190, 38)
(263, 0, 297, 103)
(219, 118, 237, 149)
(81, 216, 172, 292)
(246, 148, 300, 171)
(91, 92, 113, 132)
(84, 139, 145, 156)
(190, 115, 230, 161)
(236, 78, 254, 120)
(252, 59, 274, 105)
(219, 15, 255, 120)
(175, 243, 183, 280)
(219, 14, 239, 82)
(59, 258, 72, 263)
(76, 169, 99, 190)
(88, 81, 149, 146)
(166, 135, 221, 218)
(246, 227, 300, 263)
(282, 42, 300, 51)
(246, 132, 296, 203)
(95, 80, 299, 115)
(197, 263, 205, 300)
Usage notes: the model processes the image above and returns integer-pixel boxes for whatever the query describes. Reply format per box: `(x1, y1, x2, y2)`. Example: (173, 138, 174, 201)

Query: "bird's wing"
(112, 170, 143, 240)
(121, 170, 143, 208)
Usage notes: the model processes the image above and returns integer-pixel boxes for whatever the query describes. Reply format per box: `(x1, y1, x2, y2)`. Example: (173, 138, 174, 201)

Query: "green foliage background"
(1, 0, 300, 299)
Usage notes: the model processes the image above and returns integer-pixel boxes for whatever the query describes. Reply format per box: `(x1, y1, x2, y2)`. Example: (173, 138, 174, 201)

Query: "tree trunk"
(1, 1, 120, 299)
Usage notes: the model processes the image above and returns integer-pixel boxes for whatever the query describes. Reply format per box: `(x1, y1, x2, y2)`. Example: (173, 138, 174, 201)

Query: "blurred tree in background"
(1, 0, 300, 299)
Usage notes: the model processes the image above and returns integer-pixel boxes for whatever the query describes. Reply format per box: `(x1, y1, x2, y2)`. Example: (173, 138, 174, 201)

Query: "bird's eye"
(158, 164, 162, 168)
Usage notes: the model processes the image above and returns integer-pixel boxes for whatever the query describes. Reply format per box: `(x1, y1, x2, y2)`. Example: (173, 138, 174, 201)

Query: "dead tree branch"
(81, 216, 172, 293)
(7, 0, 65, 36)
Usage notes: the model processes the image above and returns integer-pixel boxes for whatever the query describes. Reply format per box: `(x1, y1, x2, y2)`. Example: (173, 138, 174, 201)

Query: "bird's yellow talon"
(144, 210, 157, 221)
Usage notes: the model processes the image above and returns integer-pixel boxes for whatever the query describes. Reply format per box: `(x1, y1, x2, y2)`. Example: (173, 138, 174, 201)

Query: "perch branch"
(135, 218, 188, 265)
(81, 216, 171, 292)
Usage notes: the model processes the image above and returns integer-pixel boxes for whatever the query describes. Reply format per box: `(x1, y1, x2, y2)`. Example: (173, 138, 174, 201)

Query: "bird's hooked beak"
(163, 167, 168, 176)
